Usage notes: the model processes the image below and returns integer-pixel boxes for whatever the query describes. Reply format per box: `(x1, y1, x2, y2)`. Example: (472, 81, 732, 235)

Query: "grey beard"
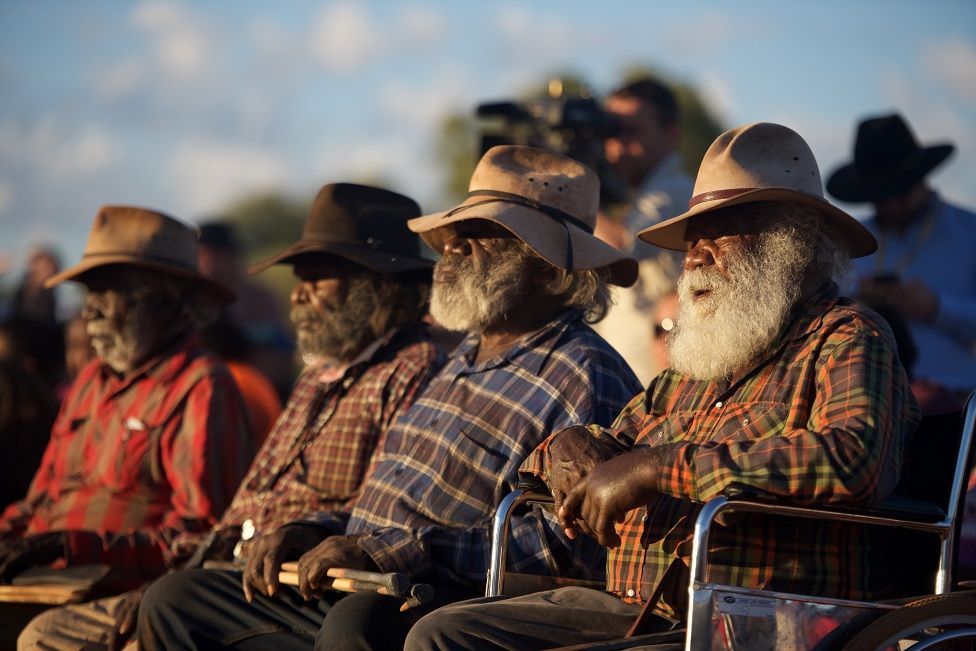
(429, 243, 533, 333)
(290, 276, 378, 364)
(88, 309, 156, 374)
(667, 228, 810, 381)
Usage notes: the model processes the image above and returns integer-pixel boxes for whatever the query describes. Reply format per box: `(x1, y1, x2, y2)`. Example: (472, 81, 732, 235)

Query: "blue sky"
(1, 0, 975, 276)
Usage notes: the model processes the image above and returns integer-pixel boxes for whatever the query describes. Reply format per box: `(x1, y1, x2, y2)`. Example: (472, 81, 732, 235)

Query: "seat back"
(896, 407, 965, 510)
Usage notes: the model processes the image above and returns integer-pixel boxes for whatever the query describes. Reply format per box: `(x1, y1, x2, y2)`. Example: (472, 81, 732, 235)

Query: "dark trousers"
(137, 568, 479, 651)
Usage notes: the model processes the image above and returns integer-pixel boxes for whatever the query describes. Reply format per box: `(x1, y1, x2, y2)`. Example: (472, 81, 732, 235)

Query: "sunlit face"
(428, 220, 535, 333)
(289, 256, 377, 364)
(80, 269, 163, 374)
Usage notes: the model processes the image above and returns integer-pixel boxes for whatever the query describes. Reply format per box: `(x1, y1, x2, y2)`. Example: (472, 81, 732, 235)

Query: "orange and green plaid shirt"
(524, 282, 920, 617)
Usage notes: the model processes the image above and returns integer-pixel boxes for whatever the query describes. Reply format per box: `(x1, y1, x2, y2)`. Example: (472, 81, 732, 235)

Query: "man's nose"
(683, 239, 717, 271)
(443, 236, 473, 257)
(291, 282, 311, 305)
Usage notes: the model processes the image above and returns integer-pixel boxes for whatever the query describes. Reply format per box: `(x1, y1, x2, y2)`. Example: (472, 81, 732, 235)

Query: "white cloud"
(696, 74, 737, 124)
(132, 0, 212, 79)
(308, 1, 382, 73)
(378, 66, 474, 127)
(94, 61, 147, 99)
(0, 120, 121, 178)
(398, 4, 448, 46)
(170, 139, 288, 214)
(921, 37, 976, 105)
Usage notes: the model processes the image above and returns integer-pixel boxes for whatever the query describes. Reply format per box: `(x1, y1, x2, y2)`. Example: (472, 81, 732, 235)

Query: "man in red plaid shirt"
(0, 206, 255, 647)
(406, 123, 921, 650)
(18, 184, 446, 650)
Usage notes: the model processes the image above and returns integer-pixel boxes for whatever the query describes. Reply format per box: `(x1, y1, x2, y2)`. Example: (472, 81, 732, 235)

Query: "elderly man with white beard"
(135, 146, 642, 651)
(404, 122, 921, 651)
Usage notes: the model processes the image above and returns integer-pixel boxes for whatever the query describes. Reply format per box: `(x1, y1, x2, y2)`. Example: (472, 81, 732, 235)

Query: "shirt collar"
(313, 327, 403, 385)
(452, 309, 584, 376)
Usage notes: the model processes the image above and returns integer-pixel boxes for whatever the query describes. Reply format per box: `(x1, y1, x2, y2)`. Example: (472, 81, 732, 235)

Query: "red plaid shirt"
(182, 324, 444, 558)
(526, 283, 920, 616)
(0, 334, 255, 584)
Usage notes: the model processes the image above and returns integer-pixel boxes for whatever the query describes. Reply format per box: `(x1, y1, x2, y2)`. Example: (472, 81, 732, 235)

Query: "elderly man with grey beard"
(405, 122, 921, 651)
(0, 207, 255, 649)
(136, 145, 642, 651)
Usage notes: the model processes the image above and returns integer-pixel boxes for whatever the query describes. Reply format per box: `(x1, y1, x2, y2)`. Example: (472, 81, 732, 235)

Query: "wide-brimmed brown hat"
(45, 205, 234, 302)
(249, 183, 432, 274)
(826, 113, 955, 203)
(638, 122, 877, 258)
(407, 145, 638, 287)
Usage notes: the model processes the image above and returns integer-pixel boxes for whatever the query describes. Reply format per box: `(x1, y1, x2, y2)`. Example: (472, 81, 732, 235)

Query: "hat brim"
(826, 145, 954, 203)
(637, 188, 878, 258)
(248, 240, 434, 275)
(408, 198, 638, 287)
(45, 255, 235, 304)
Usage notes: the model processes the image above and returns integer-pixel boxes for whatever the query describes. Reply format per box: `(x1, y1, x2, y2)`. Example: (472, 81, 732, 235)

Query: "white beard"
(667, 228, 810, 381)
(429, 242, 532, 333)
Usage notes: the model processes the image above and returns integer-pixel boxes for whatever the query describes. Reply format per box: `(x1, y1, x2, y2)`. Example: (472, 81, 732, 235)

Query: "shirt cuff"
(356, 527, 429, 577)
(653, 441, 703, 501)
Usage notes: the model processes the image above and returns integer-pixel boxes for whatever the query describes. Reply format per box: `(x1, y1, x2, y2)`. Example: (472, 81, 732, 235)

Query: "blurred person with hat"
(827, 112, 976, 400)
(406, 123, 919, 650)
(0, 206, 256, 647)
(137, 146, 641, 651)
(18, 184, 447, 650)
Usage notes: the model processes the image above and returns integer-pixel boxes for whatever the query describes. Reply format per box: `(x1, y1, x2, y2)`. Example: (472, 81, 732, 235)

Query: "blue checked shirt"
(309, 309, 641, 584)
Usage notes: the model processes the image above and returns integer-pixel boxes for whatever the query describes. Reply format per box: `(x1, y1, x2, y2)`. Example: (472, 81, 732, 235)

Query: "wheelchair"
(487, 391, 976, 650)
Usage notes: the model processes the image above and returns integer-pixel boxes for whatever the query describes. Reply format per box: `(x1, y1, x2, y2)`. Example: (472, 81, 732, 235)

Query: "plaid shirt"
(184, 325, 443, 558)
(526, 283, 920, 616)
(311, 309, 642, 584)
(0, 334, 255, 585)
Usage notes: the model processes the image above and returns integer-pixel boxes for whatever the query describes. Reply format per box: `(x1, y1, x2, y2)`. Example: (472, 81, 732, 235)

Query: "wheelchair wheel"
(840, 594, 976, 650)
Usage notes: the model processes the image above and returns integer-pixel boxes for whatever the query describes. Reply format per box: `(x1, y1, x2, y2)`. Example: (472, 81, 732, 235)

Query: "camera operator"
(593, 77, 693, 384)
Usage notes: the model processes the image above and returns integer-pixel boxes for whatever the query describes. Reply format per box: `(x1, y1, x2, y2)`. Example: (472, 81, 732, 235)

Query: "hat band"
(687, 188, 758, 208)
(81, 250, 199, 272)
(458, 190, 595, 234)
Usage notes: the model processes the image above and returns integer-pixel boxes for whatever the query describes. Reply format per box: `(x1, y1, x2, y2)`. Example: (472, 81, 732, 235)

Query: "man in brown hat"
(827, 112, 976, 402)
(18, 183, 447, 650)
(0, 206, 256, 647)
(405, 122, 920, 650)
(136, 145, 642, 650)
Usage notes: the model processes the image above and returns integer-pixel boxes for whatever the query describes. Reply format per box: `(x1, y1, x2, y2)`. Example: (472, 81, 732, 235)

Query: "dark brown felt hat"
(45, 205, 234, 302)
(826, 113, 955, 203)
(638, 122, 877, 258)
(407, 145, 638, 287)
(249, 183, 432, 274)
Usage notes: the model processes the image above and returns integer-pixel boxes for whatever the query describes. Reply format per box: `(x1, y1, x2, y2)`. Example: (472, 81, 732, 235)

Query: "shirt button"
(715, 401, 724, 408)
(641, 514, 647, 522)
(626, 589, 636, 597)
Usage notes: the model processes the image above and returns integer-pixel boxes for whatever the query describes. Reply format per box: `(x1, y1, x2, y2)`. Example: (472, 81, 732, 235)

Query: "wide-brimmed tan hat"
(45, 205, 234, 302)
(407, 145, 637, 287)
(249, 183, 432, 275)
(638, 122, 877, 258)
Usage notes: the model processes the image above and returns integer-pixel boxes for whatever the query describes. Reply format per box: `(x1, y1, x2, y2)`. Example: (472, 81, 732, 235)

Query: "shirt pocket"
(98, 417, 166, 492)
(709, 402, 789, 444)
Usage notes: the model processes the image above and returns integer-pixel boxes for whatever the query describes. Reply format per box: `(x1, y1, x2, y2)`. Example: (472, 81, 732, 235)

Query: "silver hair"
(518, 240, 615, 324)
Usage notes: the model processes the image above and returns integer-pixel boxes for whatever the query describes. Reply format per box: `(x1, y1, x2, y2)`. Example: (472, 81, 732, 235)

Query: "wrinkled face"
(80, 269, 166, 374)
(289, 257, 379, 364)
(428, 220, 538, 333)
(604, 95, 672, 185)
(667, 208, 810, 381)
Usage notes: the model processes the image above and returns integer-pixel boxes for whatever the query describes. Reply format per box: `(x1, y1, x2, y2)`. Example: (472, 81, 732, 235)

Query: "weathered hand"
(107, 585, 148, 651)
(241, 523, 325, 602)
(558, 448, 661, 548)
(0, 532, 65, 583)
(546, 426, 618, 514)
(296, 534, 378, 601)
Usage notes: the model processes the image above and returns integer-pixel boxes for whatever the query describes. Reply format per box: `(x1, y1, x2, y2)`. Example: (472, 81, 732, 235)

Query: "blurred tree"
(435, 67, 724, 202)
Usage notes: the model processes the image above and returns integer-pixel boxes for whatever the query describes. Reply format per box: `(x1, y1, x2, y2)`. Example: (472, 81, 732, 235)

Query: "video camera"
(474, 81, 629, 208)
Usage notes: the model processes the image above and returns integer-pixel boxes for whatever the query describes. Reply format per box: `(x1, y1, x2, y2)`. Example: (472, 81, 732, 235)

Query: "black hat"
(826, 113, 954, 203)
(249, 183, 432, 274)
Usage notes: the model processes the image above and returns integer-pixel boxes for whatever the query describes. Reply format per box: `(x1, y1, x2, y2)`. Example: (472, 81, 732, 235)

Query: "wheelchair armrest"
(723, 485, 946, 523)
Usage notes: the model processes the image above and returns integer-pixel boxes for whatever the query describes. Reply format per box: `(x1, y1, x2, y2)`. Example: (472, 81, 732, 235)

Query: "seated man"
(136, 145, 644, 650)
(18, 183, 446, 650)
(0, 207, 255, 646)
(405, 122, 920, 650)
